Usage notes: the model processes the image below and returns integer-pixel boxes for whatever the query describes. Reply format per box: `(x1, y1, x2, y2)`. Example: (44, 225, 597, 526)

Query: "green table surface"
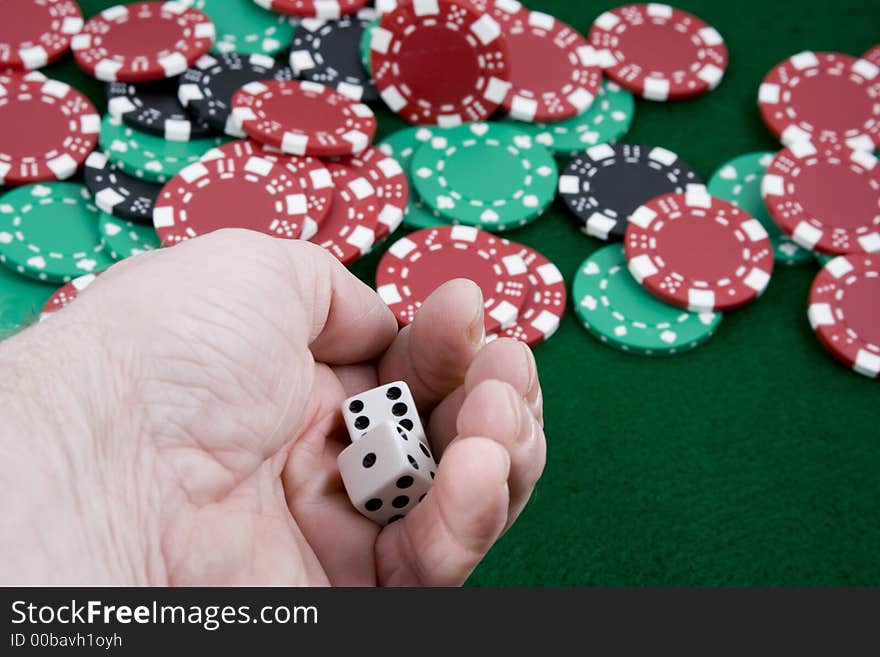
(31, 0, 880, 585)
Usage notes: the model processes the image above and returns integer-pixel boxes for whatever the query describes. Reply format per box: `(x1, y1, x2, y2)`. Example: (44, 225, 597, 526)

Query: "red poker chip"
(488, 1, 602, 122)
(231, 80, 377, 157)
(808, 254, 880, 378)
(0, 69, 47, 84)
(257, 0, 369, 19)
(376, 225, 530, 334)
(625, 185, 775, 313)
(309, 166, 381, 266)
(71, 2, 214, 83)
(0, 77, 99, 185)
(370, 0, 512, 126)
(152, 149, 310, 245)
(326, 147, 408, 244)
(864, 45, 880, 67)
(204, 139, 334, 240)
(0, 0, 83, 70)
(758, 51, 880, 151)
(40, 273, 98, 319)
(761, 142, 880, 256)
(492, 242, 566, 346)
(588, 3, 728, 102)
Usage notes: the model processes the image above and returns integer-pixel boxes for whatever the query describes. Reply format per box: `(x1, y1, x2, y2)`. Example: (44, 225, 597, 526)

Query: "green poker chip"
(194, 0, 296, 56)
(412, 122, 558, 232)
(0, 183, 115, 284)
(707, 151, 813, 266)
(0, 265, 56, 338)
(573, 244, 722, 356)
(99, 213, 161, 261)
(359, 15, 379, 75)
(501, 80, 635, 155)
(378, 126, 449, 230)
(100, 115, 229, 184)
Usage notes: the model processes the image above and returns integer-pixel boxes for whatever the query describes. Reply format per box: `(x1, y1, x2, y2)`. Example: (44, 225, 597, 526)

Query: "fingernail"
(519, 341, 537, 384)
(468, 306, 486, 346)
(518, 341, 541, 411)
(505, 384, 523, 438)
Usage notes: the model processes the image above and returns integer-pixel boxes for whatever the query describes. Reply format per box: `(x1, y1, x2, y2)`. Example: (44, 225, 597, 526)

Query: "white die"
(342, 380, 425, 443)
(337, 421, 437, 526)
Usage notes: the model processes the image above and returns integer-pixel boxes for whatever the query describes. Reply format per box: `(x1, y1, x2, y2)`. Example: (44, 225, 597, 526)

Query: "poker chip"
(0, 69, 47, 84)
(309, 166, 380, 265)
(256, 0, 370, 19)
(0, 183, 115, 283)
(493, 243, 566, 346)
(708, 152, 812, 266)
(99, 212, 160, 260)
(815, 252, 834, 267)
(326, 146, 407, 243)
(83, 151, 163, 225)
(0, 77, 99, 185)
(72, 2, 214, 83)
(100, 114, 229, 184)
(758, 51, 880, 151)
(231, 80, 376, 157)
(370, 0, 511, 126)
(201, 139, 334, 240)
(588, 3, 728, 101)
(573, 244, 721, 356)
(378, 126, 447, 230)
(190, 0, 296, 56)
(501, 79, 635, 155)
(808, 254, 880, 378)
(625, 184, 775, 313)
(178, 53, 294, 138)
(487, 1, 602, 122)
(0, 265, 56, 336)
(761, 141, 880, 255)
(0, 0, 83, 70)
(412, 122, 557, 232)
(558, 143, 701, 241)
(289, 9, 378, 102)
(40, 273, 98, 319)
(864, 45, 880, 67)
(152, 149, 310, 245)
(376, 225, 530, 333)
(107, 78, 214, 141)
(359, 15, 380, 75)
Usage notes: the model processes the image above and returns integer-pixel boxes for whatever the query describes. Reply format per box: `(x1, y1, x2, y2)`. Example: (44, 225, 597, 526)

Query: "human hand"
(0, 230, 546, 586)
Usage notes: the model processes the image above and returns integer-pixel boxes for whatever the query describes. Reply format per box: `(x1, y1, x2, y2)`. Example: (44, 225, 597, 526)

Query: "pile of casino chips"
(564, 31, 880, 377)
(1, 1, 878, 378)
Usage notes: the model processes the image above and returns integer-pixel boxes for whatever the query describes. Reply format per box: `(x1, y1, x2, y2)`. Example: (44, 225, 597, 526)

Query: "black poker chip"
(177, 52, 294, 137)
(106, 78, 214, 141)
(83, 151, 163, 225)
(288, 9, 378, 103)
(557, 143, 702, 241)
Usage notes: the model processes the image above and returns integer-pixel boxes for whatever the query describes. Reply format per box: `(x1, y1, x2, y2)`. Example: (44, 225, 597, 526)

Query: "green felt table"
(28, 0, 880, 585)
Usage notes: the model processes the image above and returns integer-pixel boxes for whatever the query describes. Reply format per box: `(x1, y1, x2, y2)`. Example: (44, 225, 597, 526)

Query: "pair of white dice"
(339, 381, 437, 526)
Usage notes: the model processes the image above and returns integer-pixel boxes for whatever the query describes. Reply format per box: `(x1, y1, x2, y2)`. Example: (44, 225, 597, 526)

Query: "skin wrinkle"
(82, 328, 164, 584)
(51, 325, 145, 583)
(147, 338, 286, 464)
